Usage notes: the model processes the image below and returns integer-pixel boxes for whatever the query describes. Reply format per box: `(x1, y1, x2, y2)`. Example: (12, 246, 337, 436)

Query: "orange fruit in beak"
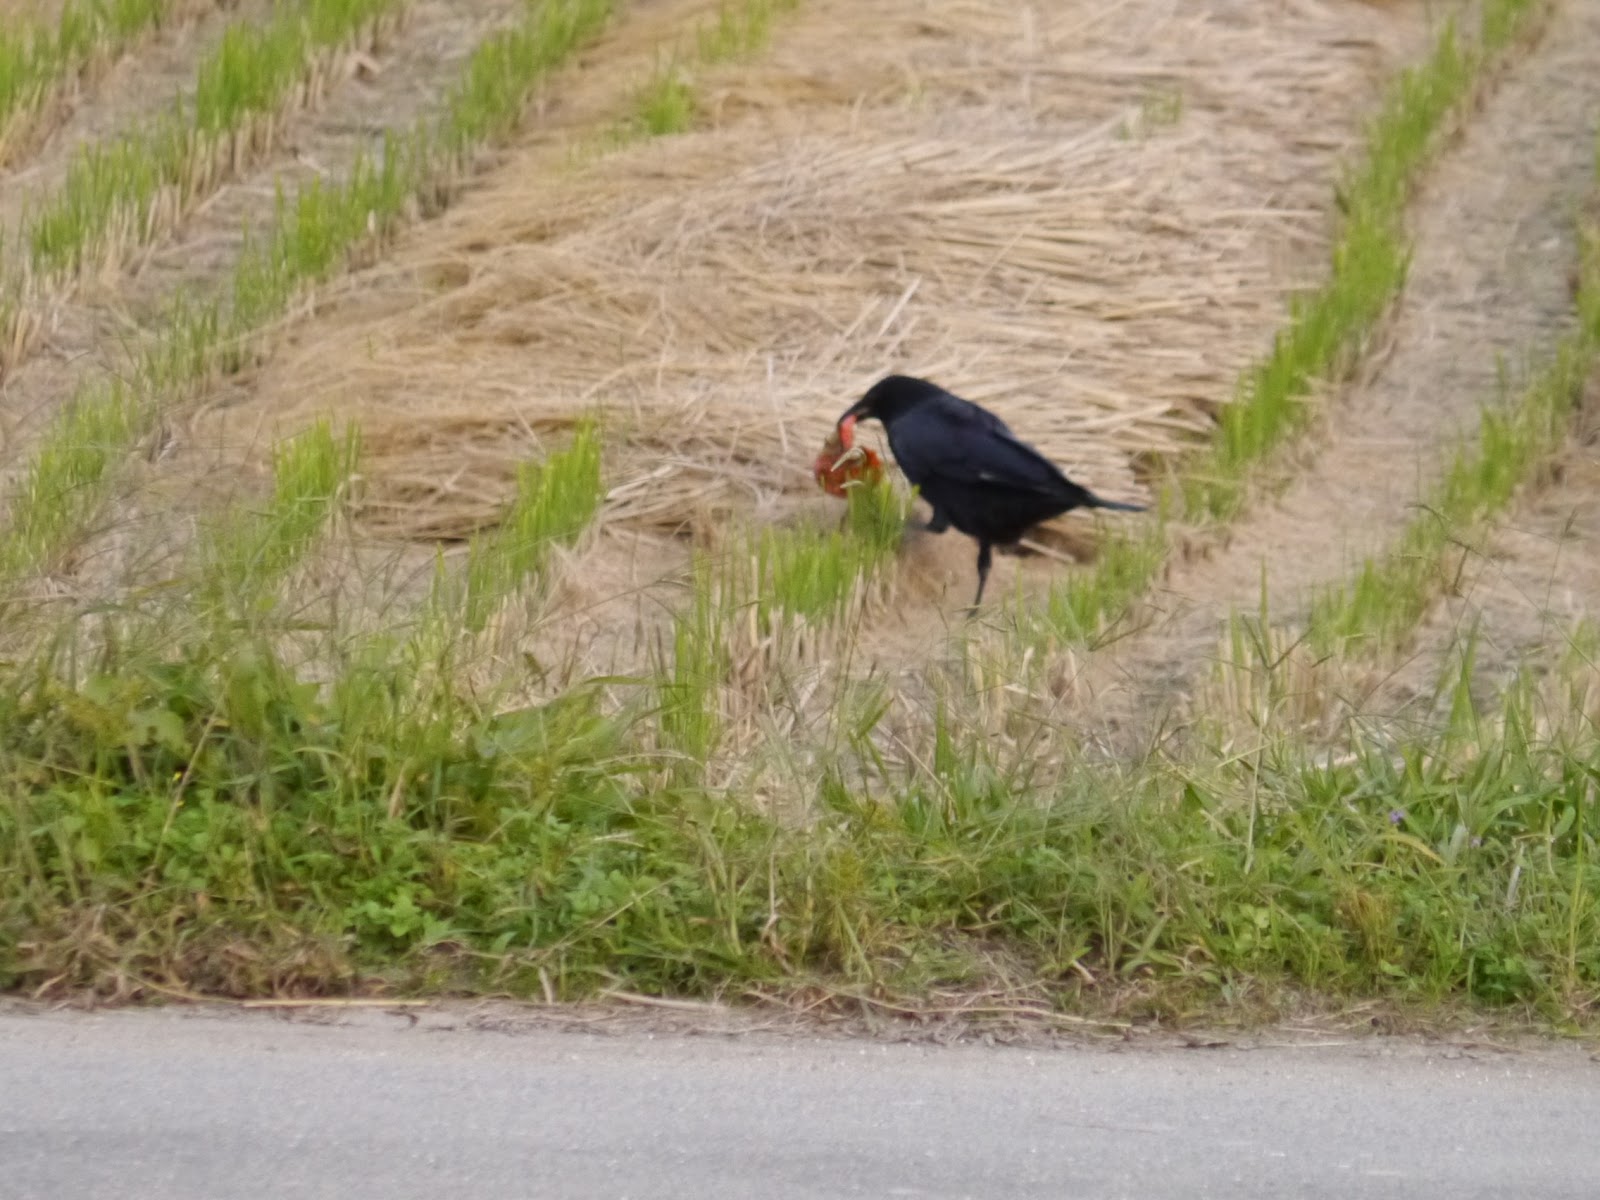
(813, 414, 884, 498)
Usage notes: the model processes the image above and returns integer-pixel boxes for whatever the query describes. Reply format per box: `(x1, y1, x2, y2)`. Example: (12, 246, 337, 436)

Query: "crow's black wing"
(885, 391, 1076, 500)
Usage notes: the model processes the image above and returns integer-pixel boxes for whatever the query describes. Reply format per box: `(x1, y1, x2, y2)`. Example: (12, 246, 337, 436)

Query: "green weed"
(758, 486, 905, 626)
(226, 140, 410, 346)
(1036, 522, 1167, 645)
(626, 0, 800, 139)
(438, 0, 616, 160)
(655, 478, 906, 762)
(695, 0, 795, 63)
(460, 422, 604, 633)
(195, 0, 391, 133)
(3, 615, 1598, 1019)
(657, 554, 732, 764)
(0, 0, 178, 165)
(634, 61, 695, 136)
(0, 379, 141, 579)
(198, 420, 360, 605)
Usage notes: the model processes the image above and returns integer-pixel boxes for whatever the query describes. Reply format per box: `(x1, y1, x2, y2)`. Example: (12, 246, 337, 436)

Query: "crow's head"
(839, 374, 942, 430)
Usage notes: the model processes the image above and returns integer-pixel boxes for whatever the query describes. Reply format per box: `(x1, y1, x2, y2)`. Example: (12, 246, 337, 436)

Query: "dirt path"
(1074, 0, 1600, 741)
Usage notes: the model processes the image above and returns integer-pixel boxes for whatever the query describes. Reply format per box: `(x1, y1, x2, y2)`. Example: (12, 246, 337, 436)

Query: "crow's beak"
(837, 401, 871, 430)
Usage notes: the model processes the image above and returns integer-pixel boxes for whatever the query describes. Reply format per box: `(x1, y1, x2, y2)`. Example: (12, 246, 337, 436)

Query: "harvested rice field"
(2, 0, 1599, 1032)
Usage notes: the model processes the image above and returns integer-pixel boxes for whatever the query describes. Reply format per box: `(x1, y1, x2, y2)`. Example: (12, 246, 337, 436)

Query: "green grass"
(0, 0, 183, 164)
(459, 422, 604, 633)
(193, 0, 390, 134)
(1031, 523, 1167, 645)
(634, 62, 695, 136)
(1306, 210, 1600, 654)
(22, 0, 403, 284)
(628, 0, 799, 136)
(224, 140, 411, 350)
(696, 0, 792, 63)
(756, 482, 906, 625)
(1037, 0, 1541, 645)
(1193, 212, 1409, 518)
(0, 407, 622, 997)
(657, 554, 734, 764)
(198, 420, 360, 604)
(656, 478, 907, 761)
(0, 377, 140, 580)
(437, 0, 622, 162)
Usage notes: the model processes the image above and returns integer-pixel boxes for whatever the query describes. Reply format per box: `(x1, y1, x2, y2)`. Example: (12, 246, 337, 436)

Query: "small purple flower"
(1471, 836, 1483, 848)
(1388, 809, 1406, 826)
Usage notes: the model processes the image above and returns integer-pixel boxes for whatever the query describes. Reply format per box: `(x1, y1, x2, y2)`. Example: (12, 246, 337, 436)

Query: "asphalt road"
(2, 1007, 1597, 1199)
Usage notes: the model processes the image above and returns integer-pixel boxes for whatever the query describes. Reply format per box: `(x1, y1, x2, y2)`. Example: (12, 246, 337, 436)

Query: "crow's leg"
(972, 541, 993, 607)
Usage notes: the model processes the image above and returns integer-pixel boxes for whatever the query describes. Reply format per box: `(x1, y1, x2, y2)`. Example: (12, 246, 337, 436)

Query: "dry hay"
(186, 0, 1432, 554)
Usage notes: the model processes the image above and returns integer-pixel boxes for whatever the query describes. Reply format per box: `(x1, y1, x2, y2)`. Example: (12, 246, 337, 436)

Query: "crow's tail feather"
(1087, 495, 1145, 513)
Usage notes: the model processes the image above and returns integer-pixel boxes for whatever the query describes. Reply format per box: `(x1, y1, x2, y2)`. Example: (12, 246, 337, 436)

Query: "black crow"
(838, 374, 1145, 605)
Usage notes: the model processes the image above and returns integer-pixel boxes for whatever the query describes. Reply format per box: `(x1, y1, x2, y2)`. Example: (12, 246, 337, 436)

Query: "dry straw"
(212, 0, 1420, 557)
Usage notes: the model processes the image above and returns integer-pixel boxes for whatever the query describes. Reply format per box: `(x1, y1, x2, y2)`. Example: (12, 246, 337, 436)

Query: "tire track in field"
(1071, 0, 1600, 745)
